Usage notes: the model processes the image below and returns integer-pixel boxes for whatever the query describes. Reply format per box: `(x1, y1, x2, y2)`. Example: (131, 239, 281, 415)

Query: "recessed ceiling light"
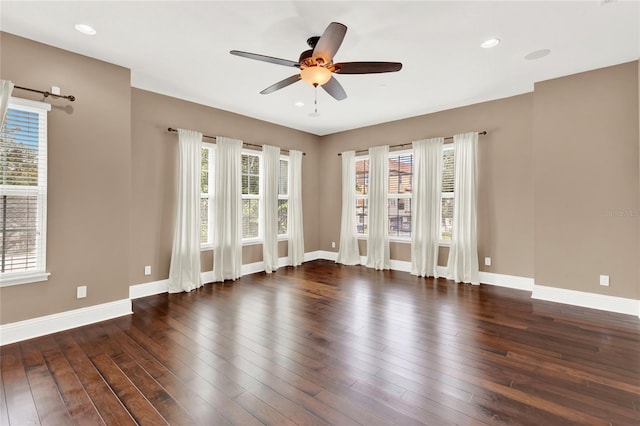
(525, 49, 551, 60)
(75, 24, 96, 35)
(294, 101, 305, 108)
(480, 38, 500, 49)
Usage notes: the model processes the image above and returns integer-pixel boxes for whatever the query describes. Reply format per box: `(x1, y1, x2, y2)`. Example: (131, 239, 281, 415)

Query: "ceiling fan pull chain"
(314, 84, 318, 114)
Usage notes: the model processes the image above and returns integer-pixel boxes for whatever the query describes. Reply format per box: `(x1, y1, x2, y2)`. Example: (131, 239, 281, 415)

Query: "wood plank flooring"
(1, 260, 639, 425)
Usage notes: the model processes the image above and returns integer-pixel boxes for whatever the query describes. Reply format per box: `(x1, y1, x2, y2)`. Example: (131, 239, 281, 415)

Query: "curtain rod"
(337, 131, 487, 156)
(167, 128, 305, 156)
(14, 85, 76, 102)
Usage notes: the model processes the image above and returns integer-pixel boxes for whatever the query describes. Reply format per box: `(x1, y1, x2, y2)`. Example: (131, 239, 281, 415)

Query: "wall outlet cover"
(484, 257, 492, 266)
(599, 275, 609, 286)
(144, 265, 152, 276)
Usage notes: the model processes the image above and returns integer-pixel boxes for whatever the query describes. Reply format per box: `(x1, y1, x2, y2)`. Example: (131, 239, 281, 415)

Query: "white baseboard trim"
(129, 279, 169, 299)
(532, 284, 640, 317)
(309, 250, 338, 262)
(0, 299, 132, 346)
(478, 271, 534, 291)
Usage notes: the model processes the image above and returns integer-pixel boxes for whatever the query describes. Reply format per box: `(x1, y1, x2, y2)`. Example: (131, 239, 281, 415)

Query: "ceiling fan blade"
(230, 50, 299, 68)
(260, 74, 302, 94)
(312, 22, 347, 63)
(321, 76, 347, 101)
(333, 62, 403, 74)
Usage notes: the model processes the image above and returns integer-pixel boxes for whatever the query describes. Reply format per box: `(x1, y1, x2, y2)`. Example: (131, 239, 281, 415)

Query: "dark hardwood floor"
(1, 260, 639, 425)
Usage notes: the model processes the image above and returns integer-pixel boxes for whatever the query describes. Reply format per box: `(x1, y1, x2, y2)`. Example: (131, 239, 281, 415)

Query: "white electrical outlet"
(144, 265, 152, 276)
(599, 275, 609, 287)
(331, 241, 336, 248)
(484, 257, 492, 266)
(76, 286, 87, 299)
(50, 86, 61, 95)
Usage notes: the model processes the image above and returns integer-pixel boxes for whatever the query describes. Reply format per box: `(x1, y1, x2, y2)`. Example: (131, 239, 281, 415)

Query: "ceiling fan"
(230, 22, 402, 101)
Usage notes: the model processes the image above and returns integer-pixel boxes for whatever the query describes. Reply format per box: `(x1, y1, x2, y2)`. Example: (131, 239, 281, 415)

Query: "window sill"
(0, 271, 50, 288)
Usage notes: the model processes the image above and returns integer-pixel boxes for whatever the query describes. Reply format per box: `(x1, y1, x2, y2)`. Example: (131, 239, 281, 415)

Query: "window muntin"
(0, 99, 50, 286)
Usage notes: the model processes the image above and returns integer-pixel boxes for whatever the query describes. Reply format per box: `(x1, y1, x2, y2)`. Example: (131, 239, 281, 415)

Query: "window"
(0, 98, 50, 286)
(354, 147, 454, 243)
(355, 157, 369, 235)
(388, 151, 413, 238)
(200, 148, 290, 247)
(200, 143, 215, 246)
(241, 152, 261, 240)
(440, 147, 455, 241)
(278, 158, 288, 236)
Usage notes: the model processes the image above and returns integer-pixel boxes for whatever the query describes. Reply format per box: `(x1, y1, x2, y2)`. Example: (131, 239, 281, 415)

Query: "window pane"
(355, 159, 369, 195)
(249, 175, 259, 195)
(388, 198, 411, 237)
(442, 150, 455, 193)
(0, 194, 38, 273)
(242, 199, 259, 238)
(201, 148, 209, 193)
(441, 197, 454, 240)
(356, 198, 368, 234)
(278, 199, 288, 235)
(242, 154, 260, 195)
(200, 198, 208, 244)
(279, 159, 288, 196)
(0, 108, 41, 187)
(388, 154, 412, 195)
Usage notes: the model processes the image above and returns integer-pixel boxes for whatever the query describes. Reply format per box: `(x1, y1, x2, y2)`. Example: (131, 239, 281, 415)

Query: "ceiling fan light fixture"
(300, 66, 332, 86)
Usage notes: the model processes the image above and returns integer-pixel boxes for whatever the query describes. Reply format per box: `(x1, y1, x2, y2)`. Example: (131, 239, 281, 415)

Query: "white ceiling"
(1, 1, 638, 136)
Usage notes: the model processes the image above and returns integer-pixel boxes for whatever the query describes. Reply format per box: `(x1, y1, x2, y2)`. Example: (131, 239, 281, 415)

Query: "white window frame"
(0, 97, 51, 287)
(241, 150, 262, 245)
(277, 155, 289, 240)
(200, 143, 215, 250)
(439, 145, 455, 246)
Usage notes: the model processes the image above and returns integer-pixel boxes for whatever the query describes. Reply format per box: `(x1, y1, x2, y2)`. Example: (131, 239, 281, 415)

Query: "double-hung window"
(388, 151, 413, 239)
(200, 143, 215, 247)
(354, 146, 454, 243)
(355, 157, 369, 235)
(241, 152, 261, 241)
(0, 98, 50, 286)
(200, 148, 290, 247)
(278, 157, 289, 237)
(440, 147, 455, 241)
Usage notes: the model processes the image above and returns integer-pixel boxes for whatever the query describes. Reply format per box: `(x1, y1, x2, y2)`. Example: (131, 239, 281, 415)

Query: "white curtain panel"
(288, 150, 305, 266)
(0, 80, 14, 127)
(262, 144, 280, 273)
(446, 132, 480, 284)
(366, 145, 390, 270)
(213, 136, 243, 282)
(411, 137, 444, 278)
(336, 151, 361, 265)
(168, 129, 203, 293)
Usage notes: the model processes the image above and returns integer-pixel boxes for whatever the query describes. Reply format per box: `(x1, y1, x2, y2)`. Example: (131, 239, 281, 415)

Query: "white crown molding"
(0, 299, 131, 346)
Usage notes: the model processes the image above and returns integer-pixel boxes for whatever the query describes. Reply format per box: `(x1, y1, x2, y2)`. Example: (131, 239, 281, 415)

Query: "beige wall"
(533, 61, 639, 299)
(319, 94, 535, 278)
(0, 33, 132, 323)
(130, 89, 320, 285)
